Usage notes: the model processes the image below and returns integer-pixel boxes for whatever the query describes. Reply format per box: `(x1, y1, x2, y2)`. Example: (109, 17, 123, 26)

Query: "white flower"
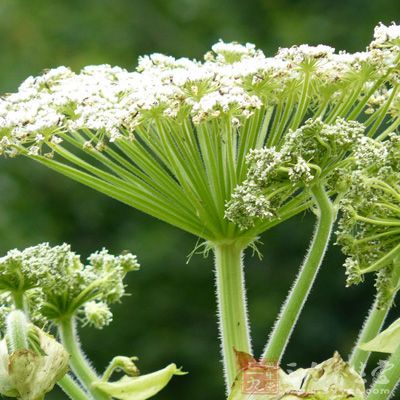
(211, 40, 258, 63)
(28, 146, 40, 156)
(371, 22, 400, 47)
(277, 44, 335, 63)
(50, 136, 63, 145)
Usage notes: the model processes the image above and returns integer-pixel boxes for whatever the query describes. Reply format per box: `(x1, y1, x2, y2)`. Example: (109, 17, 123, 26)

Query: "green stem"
(58, 317, 110, 400)
(6, 310, 29, 351)
(262, 184, 334, 362)
(349, 297, 393, 374)
(12, 291, 25, 311)
(213, 241, 252, 391)
(290, 70, 311, 130)
(58, 375, 91, 400)
(367, 344, 400, 400)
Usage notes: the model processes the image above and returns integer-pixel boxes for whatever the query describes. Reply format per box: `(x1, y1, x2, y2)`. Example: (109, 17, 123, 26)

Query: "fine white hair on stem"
(262, 219, 323, 359)
(262, 186, 334, 362)
(348, 295, 392, 374)
(213, 243, 252, 392)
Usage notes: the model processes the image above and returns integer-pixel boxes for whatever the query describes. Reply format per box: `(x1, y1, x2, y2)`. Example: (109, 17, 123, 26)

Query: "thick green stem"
(59, 317, 109, 400)
(367, 344, 400, 400)
(58, 375, 91, 400)
(213, 241, 252, 391)
(6, 310, 29, 351)
(12, 291, 25, 311)
(262, 185, 334, 362)
(349, 297, 393, 374)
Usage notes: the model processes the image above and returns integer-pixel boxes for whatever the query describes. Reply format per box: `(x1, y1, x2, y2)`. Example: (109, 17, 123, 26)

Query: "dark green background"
(0, 1, 399, 398)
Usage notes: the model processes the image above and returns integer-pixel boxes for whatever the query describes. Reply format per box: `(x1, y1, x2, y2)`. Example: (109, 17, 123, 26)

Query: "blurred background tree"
(0, 0, 399, 398)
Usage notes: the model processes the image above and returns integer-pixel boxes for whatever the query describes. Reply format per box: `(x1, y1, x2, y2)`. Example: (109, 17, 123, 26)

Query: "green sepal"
(93, 362, 186, 400)
(359, 317, 400, 354)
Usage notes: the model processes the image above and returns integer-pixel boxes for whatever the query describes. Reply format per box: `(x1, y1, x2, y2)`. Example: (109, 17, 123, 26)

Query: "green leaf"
(359, 317, 400, 354)
(93, 363, 186, 400)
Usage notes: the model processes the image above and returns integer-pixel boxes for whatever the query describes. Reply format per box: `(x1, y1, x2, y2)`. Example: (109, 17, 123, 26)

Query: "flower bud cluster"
(83, 301, 113, 329)
(0, 243, 53, 293)
(336, 134, 400, 307)
(0, 243, 140, 328)
(225, 118, 365, 229)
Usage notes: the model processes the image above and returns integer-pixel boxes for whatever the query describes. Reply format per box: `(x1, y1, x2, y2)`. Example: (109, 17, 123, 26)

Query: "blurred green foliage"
(0, 0, 399, 398)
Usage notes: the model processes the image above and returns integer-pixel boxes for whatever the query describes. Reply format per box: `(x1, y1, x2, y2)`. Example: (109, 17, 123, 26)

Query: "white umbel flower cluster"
(0, 23, 399, 158)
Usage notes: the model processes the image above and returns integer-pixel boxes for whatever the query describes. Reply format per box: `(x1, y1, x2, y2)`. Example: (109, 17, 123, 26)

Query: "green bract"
(360, 317, 400, 354)
(93, 360, 186, 400)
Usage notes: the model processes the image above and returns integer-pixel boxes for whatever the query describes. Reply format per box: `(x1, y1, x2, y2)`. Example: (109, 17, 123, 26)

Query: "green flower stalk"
(262, 184, 334, 363)
(213, 240, 252, 386)
(1, 22, 400, 392)
(349, 295, 396, 375)
(367, 343, 400, 400)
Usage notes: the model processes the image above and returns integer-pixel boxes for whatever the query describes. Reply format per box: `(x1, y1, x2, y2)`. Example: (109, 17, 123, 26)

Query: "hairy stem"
(58, 317, 109, 400)
(58, 375, 91, 400)
(213, 241, 252, 391)
(367, 344, 400, 400)
(262, 184, 334, 362)
(6, 310, 29, 351)
(349, 297, 394, 375)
